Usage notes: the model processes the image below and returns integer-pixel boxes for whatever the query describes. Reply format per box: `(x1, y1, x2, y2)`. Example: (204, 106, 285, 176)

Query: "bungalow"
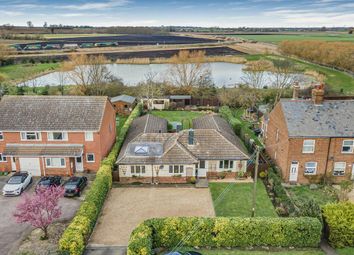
(110, 95, 137, 116)
(116, 114, 249, 183)
(0, 96, 116, 176)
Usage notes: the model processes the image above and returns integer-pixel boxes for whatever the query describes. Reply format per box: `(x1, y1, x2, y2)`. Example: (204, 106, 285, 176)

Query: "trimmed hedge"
(127, 217, 322, 255)
(59, 103, 142, 255)
(323, 202, 354, 248)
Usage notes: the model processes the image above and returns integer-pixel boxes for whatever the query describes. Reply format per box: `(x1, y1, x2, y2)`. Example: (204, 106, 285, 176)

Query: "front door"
(75, 156, 83, 172)
(11, 157, 17, 171)
(351, 164, 354, 180)
(289, 161, 299, 182)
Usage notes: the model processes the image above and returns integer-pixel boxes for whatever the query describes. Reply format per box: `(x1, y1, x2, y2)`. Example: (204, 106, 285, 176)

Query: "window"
(131, 165, 146, 174)
(85, 132, 94, 141)
(219, 160, 234, 169)
(0, 153, 7, 162)
(45, 158, 65, 168)
(20, 132, 41, 141)
(303, 140, 315, 153)
(86, 153, 95, 162)
(199, 160, 206, 169)
(47, 132, 67, 141)
(342, 140, 354, 153)
(0, 132, 3, 140)
(333, 162, 346, 176)
(304, 162, 317, 175)
(134, 145, 149, 155)
(169, 165, 184, 174)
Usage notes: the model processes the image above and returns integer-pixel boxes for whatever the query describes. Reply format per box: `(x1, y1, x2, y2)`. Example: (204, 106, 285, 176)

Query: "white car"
(2, 172, 32, 196)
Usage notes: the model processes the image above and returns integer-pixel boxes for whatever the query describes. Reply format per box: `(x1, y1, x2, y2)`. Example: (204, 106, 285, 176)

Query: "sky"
(0, 0, 353, 28)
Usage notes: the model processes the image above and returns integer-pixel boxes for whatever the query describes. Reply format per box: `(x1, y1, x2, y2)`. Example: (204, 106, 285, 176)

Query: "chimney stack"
(312, 84, 325, 105)
(292, 82, 300, 100)
(188, 129, 194, 145)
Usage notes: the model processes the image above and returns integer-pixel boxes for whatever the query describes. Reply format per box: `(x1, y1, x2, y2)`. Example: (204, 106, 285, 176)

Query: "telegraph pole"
(251, 145, 260, 217)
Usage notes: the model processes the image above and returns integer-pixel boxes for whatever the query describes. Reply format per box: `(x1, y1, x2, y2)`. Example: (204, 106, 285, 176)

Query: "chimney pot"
(312, 84, 325, 105)
(292, 82, 300, 100)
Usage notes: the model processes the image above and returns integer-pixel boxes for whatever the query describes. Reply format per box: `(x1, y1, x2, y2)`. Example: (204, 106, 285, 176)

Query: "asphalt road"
(0, 176, 82, 255)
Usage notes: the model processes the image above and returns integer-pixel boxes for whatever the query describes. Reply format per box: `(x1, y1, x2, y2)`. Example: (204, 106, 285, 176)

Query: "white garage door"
(19, 158, 41, 176)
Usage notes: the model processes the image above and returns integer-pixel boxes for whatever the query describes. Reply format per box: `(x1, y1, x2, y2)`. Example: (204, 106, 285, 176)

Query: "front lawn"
(286, 185, 338, 206)
(209, 181, 277, 217)
(163, 248, 324, 255)
(336, 247, 354, 255)
(150, 110, 204, 129)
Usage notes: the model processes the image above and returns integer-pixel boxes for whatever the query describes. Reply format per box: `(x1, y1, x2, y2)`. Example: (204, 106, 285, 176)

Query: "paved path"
(85, 245, 126, 255)
(320, 240, 338, 255)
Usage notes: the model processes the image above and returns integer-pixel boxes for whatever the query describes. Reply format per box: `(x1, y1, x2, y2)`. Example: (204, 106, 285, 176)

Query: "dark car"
(63, 176, 88, 197)
(36, 176, 62, 191)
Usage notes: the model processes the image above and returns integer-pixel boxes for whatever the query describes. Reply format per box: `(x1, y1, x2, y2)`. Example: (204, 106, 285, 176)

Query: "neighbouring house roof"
(3, 144, 83, 157)
(110, 95, 136, 104)
(280, 99, 354, 137)
(169, 95, 192, 100)
(0, 96, 108, 131)
(116, 113, 249, 165)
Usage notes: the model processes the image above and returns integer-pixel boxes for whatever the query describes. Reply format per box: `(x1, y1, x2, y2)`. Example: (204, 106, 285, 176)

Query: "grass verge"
(166, 248, 325, 255)
(209, 181, 277, 217)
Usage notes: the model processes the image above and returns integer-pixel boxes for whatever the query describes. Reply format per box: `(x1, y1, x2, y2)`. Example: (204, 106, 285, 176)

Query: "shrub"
(292, 197, 322, 222)
(323, 202, 354, 248)
(127, 217, 322, 254)
(59, 104, 142, 255)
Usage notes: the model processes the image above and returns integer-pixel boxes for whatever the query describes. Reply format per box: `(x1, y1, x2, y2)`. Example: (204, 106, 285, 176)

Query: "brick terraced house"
(0, 96, 116, 176)
(265, 86, 354, 184)
(116, 114, 249, 183)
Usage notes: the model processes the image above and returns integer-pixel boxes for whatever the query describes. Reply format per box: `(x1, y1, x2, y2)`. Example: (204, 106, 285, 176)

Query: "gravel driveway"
(0, 176, 82, 255)
(89, 187, 215, 246)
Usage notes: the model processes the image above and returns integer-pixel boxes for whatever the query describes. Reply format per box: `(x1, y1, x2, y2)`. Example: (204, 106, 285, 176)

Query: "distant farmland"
(223, 33, 354, 44)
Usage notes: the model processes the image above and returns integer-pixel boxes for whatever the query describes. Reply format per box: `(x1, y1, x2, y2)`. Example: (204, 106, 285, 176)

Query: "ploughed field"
(14, 34, 218, 50)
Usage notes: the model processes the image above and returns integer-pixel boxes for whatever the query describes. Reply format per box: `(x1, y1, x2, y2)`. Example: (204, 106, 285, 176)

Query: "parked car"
(63, 176, 88, 197)
(2, 172, 32, 196)
(36, 176, 62, 191)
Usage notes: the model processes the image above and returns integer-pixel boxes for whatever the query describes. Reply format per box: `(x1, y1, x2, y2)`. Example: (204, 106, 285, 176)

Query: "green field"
(0, 63, 59, 83)
(209, 182, 277, 217)
(150, 110, 205, 129)
(41, 33, 118, 39)
(226, 33, 354, 44)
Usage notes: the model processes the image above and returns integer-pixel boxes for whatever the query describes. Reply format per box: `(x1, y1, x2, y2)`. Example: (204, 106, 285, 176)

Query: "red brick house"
(0, 96, 116, 176)
(264, 86, 354, 184)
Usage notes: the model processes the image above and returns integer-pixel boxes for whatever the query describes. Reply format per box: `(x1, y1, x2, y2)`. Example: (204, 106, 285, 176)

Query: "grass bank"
(209, 181, 277, 217)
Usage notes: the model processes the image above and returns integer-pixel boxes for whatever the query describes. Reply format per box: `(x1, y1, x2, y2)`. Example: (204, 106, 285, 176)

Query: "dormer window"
(134, 145, 149, 155)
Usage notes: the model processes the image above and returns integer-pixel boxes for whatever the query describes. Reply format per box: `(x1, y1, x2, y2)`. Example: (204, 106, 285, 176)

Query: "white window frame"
(86, 153, 95, 163)
(85, 132, 94, 141)
(0, 153, 7, 162)
(169, 165, 184, 174)
(20, 131, 41, 141)
(0, 131, 3, 140)
(342, 140, 354, 153)
(131, 165, 146, 175)
(199, 160, 206, 169)
(304, 162, 317, 175)
(47, 131, 68, 141)
(219, 160, 234, 170)
(333, 162, 346, 176)
(303, 140, 315, 153)
(45, 157, 66, 168)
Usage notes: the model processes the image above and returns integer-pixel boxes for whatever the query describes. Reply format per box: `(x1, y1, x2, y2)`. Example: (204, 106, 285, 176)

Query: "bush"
(323, 202, 354, 248)
(292, 197, 322, 222)
(59, 104, 142, 255)
(127, 217, 322, 254)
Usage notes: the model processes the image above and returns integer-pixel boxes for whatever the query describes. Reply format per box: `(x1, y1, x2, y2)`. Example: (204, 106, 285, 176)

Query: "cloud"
(0, 10, 24, 16)
(57, 0, 132, 10)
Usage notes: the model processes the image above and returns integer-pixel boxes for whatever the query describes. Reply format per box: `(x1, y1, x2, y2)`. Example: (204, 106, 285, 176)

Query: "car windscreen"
(7, 176, 23, 184)
(64, 184, 77, 190)
(39, 180, 51, 186)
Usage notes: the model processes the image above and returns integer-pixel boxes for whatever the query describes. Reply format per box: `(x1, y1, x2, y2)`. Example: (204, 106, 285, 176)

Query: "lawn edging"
(58, 103, 142, 255)
(127, 217, 322, 255)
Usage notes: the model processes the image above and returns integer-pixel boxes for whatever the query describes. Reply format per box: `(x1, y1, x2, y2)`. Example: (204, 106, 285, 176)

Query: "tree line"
(279, 40, 354, 72)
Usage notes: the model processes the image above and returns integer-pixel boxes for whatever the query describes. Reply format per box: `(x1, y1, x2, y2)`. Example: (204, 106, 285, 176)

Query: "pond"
(19, 62, 314, 88)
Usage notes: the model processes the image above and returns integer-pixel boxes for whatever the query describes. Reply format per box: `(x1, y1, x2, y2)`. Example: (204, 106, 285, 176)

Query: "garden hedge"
(127, 217, 322, 255)
(323, 202, 354, 248)
(58, 104, 142, 255)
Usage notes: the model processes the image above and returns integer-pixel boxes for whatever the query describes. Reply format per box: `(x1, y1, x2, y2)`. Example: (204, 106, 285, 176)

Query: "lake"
(19, 62, 314, 88)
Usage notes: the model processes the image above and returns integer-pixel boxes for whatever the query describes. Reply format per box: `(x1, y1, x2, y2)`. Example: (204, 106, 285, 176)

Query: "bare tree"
(138, 71, 163, 99)
(271, 59, 297, 103)
(168, 50, 211, 93)
(64, 54, 112, 95)
(241, 60, 272, 89)
(26, 21, 33, 28)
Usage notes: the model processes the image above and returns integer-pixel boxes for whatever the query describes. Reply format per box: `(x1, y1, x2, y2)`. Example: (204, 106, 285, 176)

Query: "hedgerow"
(323, 202, 354, 248)
(59, 103, 142, 255)
(127, 217, 322, 255)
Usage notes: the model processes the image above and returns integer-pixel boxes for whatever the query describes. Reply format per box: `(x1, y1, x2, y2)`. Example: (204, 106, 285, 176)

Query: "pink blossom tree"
(14, 185, 65, 239)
